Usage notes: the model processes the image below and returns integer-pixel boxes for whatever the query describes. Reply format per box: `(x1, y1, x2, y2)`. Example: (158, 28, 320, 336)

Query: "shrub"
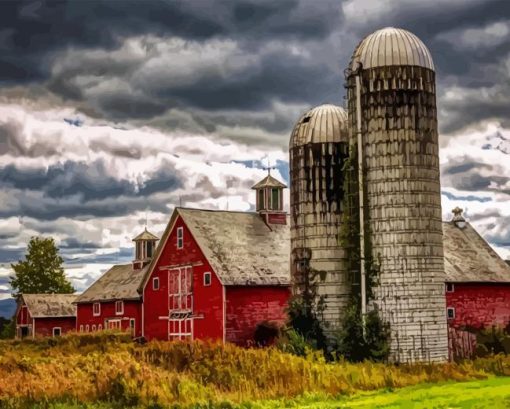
(333, 305, 391, 362)
(253, 321, 280, 347)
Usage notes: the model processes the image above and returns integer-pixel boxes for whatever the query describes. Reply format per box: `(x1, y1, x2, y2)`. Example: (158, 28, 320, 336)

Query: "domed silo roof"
(350, 27, 434, 71)
(290, 104, 348, 148)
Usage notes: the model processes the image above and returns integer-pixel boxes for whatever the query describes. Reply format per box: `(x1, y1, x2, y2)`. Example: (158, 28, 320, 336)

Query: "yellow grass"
(0, 332, 508, 408)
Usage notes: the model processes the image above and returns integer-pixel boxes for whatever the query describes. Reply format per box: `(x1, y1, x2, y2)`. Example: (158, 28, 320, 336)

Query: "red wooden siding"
(446, 283, 510, 330)
(143, 215, 224, 342)
(225, 286, 290, 345)
(33, 317, 76, 337)
(76, 300, 142, 337)
(16, 305, 30, 325)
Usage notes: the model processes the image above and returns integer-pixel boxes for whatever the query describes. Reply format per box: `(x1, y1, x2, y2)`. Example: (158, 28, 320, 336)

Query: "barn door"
(168, 266, 193, 312)
(168, 266, 193, 341)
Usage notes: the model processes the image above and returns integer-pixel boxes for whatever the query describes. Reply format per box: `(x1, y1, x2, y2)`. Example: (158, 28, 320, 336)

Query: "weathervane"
(262, 158, 276, 176)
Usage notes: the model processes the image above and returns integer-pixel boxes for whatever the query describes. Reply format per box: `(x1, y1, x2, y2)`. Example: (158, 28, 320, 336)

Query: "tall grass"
(0, 332, 509, 408)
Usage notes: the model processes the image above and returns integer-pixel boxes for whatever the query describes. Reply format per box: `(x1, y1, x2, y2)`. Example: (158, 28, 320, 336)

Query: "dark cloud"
(0, 0, 509, 267)
(442, 156, 510, 195)
(2, 0, 507, 137)
(0, 160, 182, 201)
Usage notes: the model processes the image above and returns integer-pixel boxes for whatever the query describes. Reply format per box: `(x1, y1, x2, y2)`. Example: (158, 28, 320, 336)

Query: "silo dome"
(350, 27, 434, 71)
(290, 104, 348, 147)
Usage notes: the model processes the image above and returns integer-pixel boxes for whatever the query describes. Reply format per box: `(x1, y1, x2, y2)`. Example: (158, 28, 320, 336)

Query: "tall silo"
(289, 104, 350, 331)
(346, 27, 448, 362)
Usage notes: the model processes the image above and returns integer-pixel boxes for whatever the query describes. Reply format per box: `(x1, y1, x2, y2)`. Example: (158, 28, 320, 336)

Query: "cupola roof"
(132, 227, 159, 241)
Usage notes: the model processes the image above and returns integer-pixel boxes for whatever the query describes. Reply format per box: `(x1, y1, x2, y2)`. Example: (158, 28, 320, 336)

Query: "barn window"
(257, 189, 265, 210)
(115, 301, 124, 315)
(130, 318, 136, 336)
(446, 283, 454, 293)
(92, 325, 96, 331)
(79, 325, 84, 332)
(270, 188, 280, 210)
(153, 277, 160, 290)
(52, 327, 61, 337)
(169, 266, 193, 312)
(204, 272, 211, 286)
(85, 325, 89, 332)
(93, 302, 101, 316)
(177, 227, 184, 249)
(147, 241, 154, 258)
(98, 324, 102, 331)
(447, 307, 455, 319)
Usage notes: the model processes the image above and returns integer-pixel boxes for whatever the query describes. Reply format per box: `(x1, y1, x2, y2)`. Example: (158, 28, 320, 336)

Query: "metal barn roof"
(21, 294, 76, 318)
(140, 208, 290, 288)
(290, 104, 348, 147)
(443, 222, 510, 283)
(179, 208, 290, 286)
(75, 264, 148, 303)
(350, 27, 434, 71)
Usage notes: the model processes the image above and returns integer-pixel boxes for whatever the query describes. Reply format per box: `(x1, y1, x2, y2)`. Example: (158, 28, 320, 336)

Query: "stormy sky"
(0, 0, 509, 298)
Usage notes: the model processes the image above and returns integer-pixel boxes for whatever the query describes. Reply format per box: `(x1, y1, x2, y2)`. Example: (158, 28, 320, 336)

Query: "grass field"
(29, 377, 510, 408)
(254, 377, 510, 408)
(1, 333, 510, 408)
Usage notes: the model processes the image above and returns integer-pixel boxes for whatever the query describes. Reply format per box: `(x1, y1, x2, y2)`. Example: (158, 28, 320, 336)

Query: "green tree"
(10, 237, 74, 296)
(0, 319, 14, 339)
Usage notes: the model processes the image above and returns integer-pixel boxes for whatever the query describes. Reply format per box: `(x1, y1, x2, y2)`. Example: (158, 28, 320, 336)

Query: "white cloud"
(342, 0, 485, 24)
(440, 121, 510, 259)
(437, 20, 510, 49)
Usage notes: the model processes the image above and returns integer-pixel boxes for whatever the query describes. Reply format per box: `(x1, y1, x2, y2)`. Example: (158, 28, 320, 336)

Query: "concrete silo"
(289, 104, 350, 330)
(346, 27, 448, 362)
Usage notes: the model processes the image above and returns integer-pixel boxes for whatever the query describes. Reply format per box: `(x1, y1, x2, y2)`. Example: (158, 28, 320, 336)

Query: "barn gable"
(140, 207, 290, 291)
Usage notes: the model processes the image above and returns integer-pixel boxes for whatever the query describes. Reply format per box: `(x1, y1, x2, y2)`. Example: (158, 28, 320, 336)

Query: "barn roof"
(443, 221, 510, 283)
(75, 264, 148, 303)
(21, 294, 76, 318)
(140, 208, 290, 289)
(179, 208, 290, 285)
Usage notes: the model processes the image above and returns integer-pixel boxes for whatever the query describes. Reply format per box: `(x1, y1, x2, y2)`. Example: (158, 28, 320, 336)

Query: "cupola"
(132, 227, 159, 270)
(451, 207, 467, 229)
(251, 170, 287, 225)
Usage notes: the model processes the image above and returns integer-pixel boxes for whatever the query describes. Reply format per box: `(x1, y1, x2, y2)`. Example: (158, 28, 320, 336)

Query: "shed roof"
(75, 264, 148, 303)
(443, 222, 510, 283)
(290, 104, 348, 147)
(21, 294, 76, 318)
(350, 27, 434, 71)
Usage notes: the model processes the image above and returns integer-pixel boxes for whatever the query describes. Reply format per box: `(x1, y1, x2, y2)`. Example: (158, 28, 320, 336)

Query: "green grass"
(253, 377, 510, 409)
(31, 377, 510, 409)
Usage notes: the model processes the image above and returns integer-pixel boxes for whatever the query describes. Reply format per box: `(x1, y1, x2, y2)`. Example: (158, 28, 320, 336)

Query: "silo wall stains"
(289, 107, 351, 330)
(347, 65, 449, 362)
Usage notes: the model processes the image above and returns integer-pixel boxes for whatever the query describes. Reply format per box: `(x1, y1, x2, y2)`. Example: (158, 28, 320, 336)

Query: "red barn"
(139, 174, 291, 344)
(74, 228, 158, 336)
(443, 208, 510, 331)
(15, 294, 76, 338)
(74, 173, 291, 344)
